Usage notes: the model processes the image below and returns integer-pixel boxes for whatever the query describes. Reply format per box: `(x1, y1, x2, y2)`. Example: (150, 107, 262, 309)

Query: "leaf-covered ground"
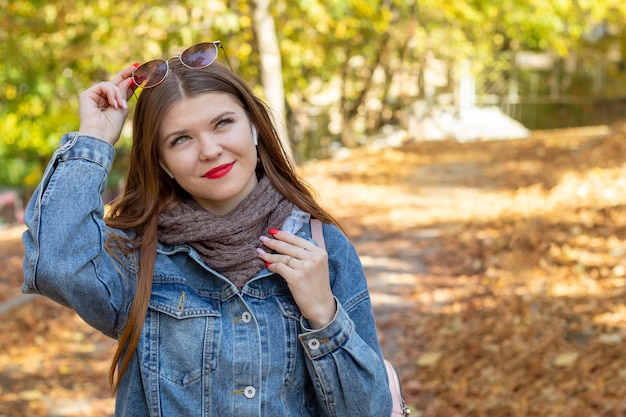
(2, 123, 626, 416)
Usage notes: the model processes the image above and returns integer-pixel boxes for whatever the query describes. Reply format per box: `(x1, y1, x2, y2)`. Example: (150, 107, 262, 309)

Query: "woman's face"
(157, 92, 259, 215)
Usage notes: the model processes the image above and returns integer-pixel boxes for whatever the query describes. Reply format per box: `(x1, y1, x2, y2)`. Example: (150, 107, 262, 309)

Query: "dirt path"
(302, 124, 626, 416)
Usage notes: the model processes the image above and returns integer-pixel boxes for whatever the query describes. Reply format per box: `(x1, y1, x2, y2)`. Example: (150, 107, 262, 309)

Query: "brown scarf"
(157, 176, 294, 289)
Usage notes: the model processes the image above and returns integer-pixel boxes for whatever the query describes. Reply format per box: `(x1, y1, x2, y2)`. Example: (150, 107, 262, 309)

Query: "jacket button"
(241, 312, 252, 323)
(307, 338, 320, 350)
(244, 386, 256, 399)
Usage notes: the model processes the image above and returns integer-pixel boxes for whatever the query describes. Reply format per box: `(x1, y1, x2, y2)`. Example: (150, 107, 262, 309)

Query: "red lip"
(203, 162, 235, 179)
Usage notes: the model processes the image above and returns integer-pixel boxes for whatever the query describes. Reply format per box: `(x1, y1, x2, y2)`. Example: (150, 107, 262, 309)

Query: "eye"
(216, 116, 235, 128)
(170, 135, 192, 146)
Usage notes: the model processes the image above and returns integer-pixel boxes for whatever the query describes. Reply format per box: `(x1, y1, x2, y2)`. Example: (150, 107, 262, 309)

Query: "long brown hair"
(105, 59, 341, 391)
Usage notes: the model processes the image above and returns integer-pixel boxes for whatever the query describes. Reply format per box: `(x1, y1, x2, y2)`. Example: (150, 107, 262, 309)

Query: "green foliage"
(1, 0, 625, 187)
(0, 0, 250, 189)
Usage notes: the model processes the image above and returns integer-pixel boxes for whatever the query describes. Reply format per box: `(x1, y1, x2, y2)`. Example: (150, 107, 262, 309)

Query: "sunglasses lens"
(133, 60, 168, 89)
(181, 42, 218, 69)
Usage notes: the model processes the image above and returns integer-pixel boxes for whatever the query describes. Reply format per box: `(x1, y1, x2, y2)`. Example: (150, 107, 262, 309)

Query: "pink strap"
(385, 359, 408, 416)
(310, 219, 325, 251)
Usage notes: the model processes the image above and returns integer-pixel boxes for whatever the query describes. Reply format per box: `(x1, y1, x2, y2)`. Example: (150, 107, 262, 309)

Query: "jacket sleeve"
(22, 133, 134, 338)
(298, 224, 392, 417)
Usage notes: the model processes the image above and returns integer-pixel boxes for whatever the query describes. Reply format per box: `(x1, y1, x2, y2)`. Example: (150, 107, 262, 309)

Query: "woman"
(22, 41, 391, 416)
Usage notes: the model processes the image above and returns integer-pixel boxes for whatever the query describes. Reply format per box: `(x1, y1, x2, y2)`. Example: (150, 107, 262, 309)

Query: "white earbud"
(159, 161, 174, 178)
(251, 124, 258, 146)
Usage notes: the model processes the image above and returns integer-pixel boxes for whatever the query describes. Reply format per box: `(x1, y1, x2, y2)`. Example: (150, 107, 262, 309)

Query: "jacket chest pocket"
(141, 283, 221, 387)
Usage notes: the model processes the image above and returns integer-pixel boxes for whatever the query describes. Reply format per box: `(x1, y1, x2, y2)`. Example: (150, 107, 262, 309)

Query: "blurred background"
(2, 1, 626, 416)
(2, 0, 626, 198)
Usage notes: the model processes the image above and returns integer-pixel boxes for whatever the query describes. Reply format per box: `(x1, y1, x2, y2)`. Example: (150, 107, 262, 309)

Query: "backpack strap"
(385, 359, 411, 416)
(310, 219, 325, 251)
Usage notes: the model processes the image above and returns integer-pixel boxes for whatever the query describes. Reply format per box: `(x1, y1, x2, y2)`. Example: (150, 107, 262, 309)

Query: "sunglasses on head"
(131, 41, 232, 90)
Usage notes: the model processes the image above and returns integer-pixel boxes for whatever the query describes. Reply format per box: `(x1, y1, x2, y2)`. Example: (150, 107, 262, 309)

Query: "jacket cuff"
(299, 298, 354, 359)
(57, 132, 115, 170)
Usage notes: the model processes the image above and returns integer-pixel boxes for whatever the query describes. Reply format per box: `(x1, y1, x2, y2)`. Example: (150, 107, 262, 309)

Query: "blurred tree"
(249, 0, 293, 160)
(276, 0, 417, 147)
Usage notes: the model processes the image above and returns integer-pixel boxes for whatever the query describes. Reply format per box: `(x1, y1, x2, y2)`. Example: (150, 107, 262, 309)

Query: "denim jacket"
(22, 133, 392, 417)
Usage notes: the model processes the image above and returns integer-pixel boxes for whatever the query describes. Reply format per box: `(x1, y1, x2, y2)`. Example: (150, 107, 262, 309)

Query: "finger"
(293, 246, 308, 259)
(84, 81, 119, 109)
(268, 256, 301, 274)
(126, 78, 138, 99)
(101, 82, 127, 110)
(265, 229, 316, 254)
(111, 63, 141, 100)
(255, 246, 296, 268)
(259, 239, 310, 264)
(111, 63, 140, 86)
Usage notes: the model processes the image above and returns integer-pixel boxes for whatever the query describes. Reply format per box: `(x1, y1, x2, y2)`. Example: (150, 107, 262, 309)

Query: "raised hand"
(78, 64, 138, 146)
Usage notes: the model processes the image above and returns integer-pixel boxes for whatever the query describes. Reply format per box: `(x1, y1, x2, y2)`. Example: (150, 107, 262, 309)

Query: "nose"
(198, 134, 223, 160)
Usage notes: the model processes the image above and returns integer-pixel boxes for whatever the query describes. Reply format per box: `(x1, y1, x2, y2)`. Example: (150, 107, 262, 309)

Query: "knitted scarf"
(157, 176, 294, 289)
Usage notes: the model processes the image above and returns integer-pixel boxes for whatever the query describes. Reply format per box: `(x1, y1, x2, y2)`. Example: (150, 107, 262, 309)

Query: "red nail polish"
(128, 78, 136, 88)
(132, 62, 141, 68)
(268, 229, 280, 236)
(264, 262, 271, 267)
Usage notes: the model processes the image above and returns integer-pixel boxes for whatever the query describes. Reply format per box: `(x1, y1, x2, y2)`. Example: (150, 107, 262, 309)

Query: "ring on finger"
(285, 256, 293, 267)
(295, 246, 306, 258)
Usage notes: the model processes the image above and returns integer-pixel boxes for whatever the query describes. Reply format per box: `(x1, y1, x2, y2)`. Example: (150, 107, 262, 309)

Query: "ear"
(159, 161, 174, 178)
(251, 124, 258, 146)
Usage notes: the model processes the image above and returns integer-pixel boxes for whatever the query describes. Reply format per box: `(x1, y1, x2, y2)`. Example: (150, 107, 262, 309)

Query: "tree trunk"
(249, 0, 293, 161)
